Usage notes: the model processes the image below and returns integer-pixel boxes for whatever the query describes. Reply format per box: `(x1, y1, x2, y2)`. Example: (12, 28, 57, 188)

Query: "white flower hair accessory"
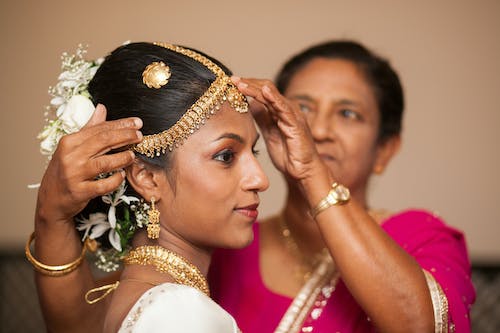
(38, 45, 103, 156)
(37, 45, 151, 272)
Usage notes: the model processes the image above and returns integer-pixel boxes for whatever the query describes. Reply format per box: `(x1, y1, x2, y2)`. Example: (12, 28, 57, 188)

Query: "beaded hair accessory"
(134, 42, 249, 158)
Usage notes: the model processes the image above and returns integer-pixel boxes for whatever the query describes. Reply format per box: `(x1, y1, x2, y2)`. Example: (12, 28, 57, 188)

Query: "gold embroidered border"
(274, 253, 338, 333)
(423, 269, 450, 333)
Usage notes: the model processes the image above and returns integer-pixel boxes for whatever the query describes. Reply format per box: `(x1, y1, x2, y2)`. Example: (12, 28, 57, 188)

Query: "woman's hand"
(36, 104, 143, 226)
(232, 77, 326, 182)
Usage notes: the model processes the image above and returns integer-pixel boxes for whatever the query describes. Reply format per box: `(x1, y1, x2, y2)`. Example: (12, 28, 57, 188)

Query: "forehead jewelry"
(134, 42, 249, 158)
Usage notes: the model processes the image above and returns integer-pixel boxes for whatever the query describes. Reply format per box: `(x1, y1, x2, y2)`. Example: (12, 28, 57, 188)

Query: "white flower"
(39, 45, 101, 159)
(102, 180, 139, 229)
(37, 45, 148, 270)
(58, 95, 95, 132)
(76, 212, 122, 252)
(134, 202, 150, 228)
(38, 120, 64, 156)
(76, 180, 140, 253)
(58, 61, 93, 83)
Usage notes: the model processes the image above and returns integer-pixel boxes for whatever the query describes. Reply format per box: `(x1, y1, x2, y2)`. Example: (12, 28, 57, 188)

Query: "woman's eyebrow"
(289, 94, 315, 102)
(213, 133, 244, 144)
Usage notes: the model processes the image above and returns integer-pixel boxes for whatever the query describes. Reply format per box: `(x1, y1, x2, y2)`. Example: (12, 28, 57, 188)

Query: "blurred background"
(1, 0, 499, 331)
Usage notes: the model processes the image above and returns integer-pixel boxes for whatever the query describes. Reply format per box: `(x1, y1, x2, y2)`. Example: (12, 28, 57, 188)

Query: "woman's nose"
(243, 157, 269, 193)
(309, 111, 334, 141)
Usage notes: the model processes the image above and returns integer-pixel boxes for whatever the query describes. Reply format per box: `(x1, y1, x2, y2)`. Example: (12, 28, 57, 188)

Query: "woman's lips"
(235, 203, 259, 220)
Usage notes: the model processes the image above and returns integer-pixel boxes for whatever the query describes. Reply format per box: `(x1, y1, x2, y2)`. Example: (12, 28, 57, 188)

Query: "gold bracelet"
(311, 182, 351, 218)
(25, 232, 92, 277)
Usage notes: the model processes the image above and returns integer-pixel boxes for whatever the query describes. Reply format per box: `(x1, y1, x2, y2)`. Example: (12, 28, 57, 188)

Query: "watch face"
(332, 184, 350, 202)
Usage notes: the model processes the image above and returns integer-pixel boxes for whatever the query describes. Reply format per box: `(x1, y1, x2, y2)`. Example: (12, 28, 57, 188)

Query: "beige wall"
(1, 0, 499, 262)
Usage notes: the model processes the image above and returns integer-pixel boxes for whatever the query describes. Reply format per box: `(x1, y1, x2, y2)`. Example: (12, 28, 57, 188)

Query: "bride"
(29, 41, 269, 332)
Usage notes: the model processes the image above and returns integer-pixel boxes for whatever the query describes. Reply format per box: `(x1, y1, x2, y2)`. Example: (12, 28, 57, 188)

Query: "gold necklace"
(277, 215, 327, 284)
(124, 245, 210, 297)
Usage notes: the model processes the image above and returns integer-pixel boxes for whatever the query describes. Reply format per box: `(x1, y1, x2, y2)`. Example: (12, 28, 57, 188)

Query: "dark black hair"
(275, 40, 404, 143)
(80, 42, 233, 251)
(88, 42, 232, 168)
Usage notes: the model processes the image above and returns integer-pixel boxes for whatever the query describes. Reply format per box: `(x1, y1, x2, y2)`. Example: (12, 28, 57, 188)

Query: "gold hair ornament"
(142, 61, 171, 88)
(134, 42, 248, 157)
(25, 232, 96, 277)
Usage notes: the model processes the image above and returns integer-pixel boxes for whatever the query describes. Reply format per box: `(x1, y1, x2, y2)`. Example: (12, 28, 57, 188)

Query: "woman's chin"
(224, 231, 255, 250)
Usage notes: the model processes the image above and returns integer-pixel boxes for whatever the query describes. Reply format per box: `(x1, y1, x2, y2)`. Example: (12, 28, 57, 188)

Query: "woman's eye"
(298, 103, 312, 113)
(340, 108, 360, 120)
(252, 148, 260, 156)
(213, 149, 235, 164)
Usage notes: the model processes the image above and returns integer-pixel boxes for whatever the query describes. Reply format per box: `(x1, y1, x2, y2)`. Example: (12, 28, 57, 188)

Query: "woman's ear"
(126, 160, 164, 202)
(373, 135, 401, 175)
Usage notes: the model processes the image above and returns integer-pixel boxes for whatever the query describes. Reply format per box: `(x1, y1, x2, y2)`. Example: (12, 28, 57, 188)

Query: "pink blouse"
(209, 209, 475, 332)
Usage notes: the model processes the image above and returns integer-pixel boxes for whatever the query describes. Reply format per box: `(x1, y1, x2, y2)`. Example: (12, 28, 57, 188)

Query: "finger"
(74, 116, 143, 144)
(250, 99, 275, 134)
(81, 171, 127, 198)
(84, 150, 136, 179)
(232, 77, 271, 105)
(261, 85, 301, 127)
(77, 128, 143, 158)
(82, 104, 106, 128)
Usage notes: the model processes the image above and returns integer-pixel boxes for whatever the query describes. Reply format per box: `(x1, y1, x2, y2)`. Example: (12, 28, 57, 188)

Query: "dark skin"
(33, 72, 434, 332)
(34, 104, 142, 332)
(232, 74, 434, 333)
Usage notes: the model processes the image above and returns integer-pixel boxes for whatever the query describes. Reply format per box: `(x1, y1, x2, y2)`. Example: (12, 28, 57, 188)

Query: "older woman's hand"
(36, 104, 143, 226)
(232, 77, 328, 183)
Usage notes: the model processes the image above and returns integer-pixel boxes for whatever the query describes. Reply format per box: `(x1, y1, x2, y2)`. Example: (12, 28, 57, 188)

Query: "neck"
(124, 245, 210, 296)
(126, 229, 211, 296)
(282, 182, 323, 254)
(131, 229, 212, 277)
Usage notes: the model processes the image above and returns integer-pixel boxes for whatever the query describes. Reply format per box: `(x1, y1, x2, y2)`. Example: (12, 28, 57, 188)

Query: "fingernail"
(136, 130, 143, 139)
(239, 81, 248, 88)
(231, 75, 241, 83)
(133, 118, 143, 128)
(120, 169, 126, 178)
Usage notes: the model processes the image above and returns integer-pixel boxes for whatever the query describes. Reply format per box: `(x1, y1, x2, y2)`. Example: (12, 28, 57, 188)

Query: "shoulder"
(381, 208, 471, 271)
(381, 208, 471, 267)
(382, 210, 475, 330)
(119, 283, 239, 333)
(382, 208, 464, 242)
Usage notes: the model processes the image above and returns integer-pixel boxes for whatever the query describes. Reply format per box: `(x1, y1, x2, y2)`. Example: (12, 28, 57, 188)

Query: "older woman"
(210, 41, 475, 333)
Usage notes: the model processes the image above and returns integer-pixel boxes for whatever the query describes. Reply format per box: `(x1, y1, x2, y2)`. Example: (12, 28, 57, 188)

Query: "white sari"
(119, 283, 240, 333)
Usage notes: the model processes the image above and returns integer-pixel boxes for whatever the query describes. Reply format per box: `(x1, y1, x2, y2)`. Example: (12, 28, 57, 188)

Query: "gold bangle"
(311, 182, 351, 218)
(25, 232, 91, 277)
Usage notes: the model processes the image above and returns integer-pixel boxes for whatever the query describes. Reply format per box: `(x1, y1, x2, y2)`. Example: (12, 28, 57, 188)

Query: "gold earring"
(374, 165, 385, 175)
(147, 197, 160, 239)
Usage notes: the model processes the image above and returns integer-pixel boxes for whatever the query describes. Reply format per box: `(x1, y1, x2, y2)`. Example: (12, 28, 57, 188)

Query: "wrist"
(310, 182, 351, 218)
(297, 161, 335, 208)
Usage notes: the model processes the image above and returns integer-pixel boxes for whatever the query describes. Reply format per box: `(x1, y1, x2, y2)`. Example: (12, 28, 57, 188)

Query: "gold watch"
(311, 182, 350, 218)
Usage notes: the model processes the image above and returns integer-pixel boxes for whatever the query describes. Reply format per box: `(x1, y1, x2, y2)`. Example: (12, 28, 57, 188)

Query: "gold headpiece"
(134, 42, 248, 157)
(142, 61, 171, 88)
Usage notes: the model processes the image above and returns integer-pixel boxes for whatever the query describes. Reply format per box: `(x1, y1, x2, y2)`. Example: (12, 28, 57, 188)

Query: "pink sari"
(209, 209, 475, 332)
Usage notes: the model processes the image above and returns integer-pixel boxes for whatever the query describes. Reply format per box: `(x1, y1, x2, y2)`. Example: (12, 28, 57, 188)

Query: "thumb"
(82, 104, 107, 128)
